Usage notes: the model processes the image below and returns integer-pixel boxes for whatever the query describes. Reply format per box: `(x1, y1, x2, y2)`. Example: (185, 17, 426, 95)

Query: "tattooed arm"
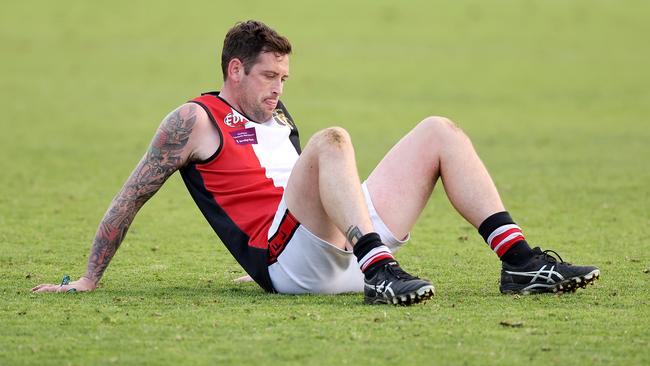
(32, 103, 213, 292)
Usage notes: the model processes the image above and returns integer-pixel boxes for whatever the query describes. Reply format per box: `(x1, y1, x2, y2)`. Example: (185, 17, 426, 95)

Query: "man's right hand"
(31, 276, 97, 293)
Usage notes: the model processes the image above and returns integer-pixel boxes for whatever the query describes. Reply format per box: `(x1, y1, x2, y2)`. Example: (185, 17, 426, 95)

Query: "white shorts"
(267, 182, 409, 294)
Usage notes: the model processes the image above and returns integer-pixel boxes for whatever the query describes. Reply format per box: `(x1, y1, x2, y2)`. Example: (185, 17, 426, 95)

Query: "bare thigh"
(365, 119, 442, 240)
(284, 134, 347, 249)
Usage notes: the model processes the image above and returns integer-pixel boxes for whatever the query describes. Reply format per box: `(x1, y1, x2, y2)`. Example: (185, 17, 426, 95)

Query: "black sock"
(352, 232, 395, 278)
(478, 211, 535, 266)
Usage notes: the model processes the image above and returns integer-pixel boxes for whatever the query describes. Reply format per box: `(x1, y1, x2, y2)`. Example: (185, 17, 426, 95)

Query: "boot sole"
(365, 285, 435, 306)
(501, 269, 600, 295)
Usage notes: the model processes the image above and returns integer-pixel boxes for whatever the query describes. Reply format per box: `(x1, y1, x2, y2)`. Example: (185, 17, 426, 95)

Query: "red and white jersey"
(179, 92, 301, 292)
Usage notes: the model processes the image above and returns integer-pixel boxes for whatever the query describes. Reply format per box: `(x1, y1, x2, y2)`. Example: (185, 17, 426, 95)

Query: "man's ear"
(227, 58, 244, 82)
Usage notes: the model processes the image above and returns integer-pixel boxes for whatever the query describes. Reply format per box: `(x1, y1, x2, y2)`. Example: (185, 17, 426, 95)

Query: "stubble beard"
(250, 106, 272, 122)
(238, 79, 273, 122)
(242, 97, 272, 122)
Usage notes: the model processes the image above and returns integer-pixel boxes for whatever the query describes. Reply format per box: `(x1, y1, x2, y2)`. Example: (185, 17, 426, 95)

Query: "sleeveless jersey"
(179, 92, 301, 292)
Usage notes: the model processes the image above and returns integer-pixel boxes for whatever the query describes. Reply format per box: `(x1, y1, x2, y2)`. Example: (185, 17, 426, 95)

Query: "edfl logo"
(224, 110, 248, 128)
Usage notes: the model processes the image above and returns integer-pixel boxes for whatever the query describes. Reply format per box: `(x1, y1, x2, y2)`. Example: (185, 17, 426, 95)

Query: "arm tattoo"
(345, 225, 363, 245)
(84, 105, 198, 284)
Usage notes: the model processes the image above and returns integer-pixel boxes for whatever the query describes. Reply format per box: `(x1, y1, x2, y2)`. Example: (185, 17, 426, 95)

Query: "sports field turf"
(1, 1, 649, 365)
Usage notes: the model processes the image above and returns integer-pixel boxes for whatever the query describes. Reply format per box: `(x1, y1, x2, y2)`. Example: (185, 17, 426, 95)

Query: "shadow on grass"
(54, 284, 368, 308)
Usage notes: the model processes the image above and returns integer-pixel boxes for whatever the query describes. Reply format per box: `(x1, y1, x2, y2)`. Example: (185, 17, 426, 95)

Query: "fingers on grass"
(31, 284, 71, 292)
(233, 275, 253, 283)
(31, 284, 52, 292)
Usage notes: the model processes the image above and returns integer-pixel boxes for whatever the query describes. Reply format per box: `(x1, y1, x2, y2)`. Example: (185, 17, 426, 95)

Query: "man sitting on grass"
(33, 20, 600, 305)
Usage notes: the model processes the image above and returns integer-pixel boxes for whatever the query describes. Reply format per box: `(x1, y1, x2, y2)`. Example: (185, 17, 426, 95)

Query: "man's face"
(237, 52, 289, 122)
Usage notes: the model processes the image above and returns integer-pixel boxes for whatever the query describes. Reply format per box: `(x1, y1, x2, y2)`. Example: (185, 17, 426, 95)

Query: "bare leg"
(281, 126, 435, 303)
(284, 127, 373, 249)
(366, 116, 505, 239)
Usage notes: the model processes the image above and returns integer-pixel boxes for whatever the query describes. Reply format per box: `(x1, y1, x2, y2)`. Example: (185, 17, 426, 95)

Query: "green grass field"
(1, 1, 649, 365)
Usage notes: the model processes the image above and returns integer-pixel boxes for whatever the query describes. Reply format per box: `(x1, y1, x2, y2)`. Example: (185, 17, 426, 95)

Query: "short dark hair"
(221, 20, 292, 81)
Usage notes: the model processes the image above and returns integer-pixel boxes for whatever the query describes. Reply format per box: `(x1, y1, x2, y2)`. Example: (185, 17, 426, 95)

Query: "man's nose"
(272, 79, 283, 96)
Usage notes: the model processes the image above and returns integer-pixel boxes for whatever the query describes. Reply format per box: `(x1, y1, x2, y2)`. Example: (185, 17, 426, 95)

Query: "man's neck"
(217, 86, 241, 112)
(218, 85, 267, 124)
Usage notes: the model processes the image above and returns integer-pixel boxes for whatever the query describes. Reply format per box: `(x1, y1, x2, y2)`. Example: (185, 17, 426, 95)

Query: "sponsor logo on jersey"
(223, 109, 249, 128)
(229, 127, 258, 145)
(273, 109, 294, 130)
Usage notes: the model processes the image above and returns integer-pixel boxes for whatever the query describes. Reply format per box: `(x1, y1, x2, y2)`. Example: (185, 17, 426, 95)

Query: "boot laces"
(387, 262, 419, 280)
(541, 249, 571, 265)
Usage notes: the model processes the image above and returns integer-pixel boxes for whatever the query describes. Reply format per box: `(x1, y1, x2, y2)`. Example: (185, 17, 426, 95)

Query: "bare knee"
(418, 116, 468, 142)
(309, 126, 352, 151)
(420, 116, 461, 132)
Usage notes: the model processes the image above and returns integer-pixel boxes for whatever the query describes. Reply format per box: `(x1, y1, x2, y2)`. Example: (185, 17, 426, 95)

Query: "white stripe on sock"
(487, 224, 520, 247)
(359, 246, 393, 271)
(492, 232, 524, 253)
